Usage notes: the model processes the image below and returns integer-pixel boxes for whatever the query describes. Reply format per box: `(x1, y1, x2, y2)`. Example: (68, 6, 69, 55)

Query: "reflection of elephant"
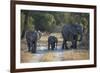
(26, 31, 41, 53)
(61, 24, 83, 49)
(48, 36, 58, 50)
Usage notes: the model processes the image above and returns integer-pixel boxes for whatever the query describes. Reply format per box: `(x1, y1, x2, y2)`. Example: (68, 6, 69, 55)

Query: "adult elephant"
(48, 36, 58, 50)
(61, 24, 83, 49)
(26, 30, 41, 53)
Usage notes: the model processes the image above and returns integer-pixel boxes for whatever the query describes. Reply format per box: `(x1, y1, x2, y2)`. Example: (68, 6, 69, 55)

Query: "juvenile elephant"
(26, 30, 41, 53)
(48, 36, 58, 50)
(61, 24, 83, 49)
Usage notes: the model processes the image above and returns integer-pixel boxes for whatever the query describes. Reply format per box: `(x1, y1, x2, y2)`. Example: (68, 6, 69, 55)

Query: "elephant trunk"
(79, 33, 82, 41)
(78, 29, 83, 41)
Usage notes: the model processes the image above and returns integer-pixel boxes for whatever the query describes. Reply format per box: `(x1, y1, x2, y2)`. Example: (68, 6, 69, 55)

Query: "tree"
(32, 12, 56, 32)
(21, 10, 29, 39)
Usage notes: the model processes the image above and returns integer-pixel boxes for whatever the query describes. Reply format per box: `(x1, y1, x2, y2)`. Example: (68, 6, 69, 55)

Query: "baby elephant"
(48, 36, 58, 50)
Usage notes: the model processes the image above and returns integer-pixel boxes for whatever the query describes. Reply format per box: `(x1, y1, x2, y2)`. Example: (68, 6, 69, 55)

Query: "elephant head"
(74, 24, 83, 41)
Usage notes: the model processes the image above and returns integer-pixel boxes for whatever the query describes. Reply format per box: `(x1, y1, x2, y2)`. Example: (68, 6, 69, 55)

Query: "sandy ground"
(21, 33, 89, 63)
(21, 49, 89, 63)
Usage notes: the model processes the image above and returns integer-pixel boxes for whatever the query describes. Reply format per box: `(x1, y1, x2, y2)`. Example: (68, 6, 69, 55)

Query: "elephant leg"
(62, 40, 68, 49)
(29, 42, 32, 52)
(54, 43, 55, 50)
(27, 42, 31, 52)
(71, 40, 77, 49)
(31, 44, 34, 53)
(32, 42, 36, 53)
(71, 40, 74, 48)
(74, 40, 77, 48)
(65, 41, 68, 49)
(51, 45, 54, 50)
(29, 42, 33, 52)
(26, 40, 31, 52)
(74, 34, 77, 49)
(56, 43, 57, 49)
(34, 42, 37, 53)
(55, 43, 57, 50)
(71, 35, 77, 49)
(51, 43, 55, 50)
(48, 43, 50, 50)
(62, 40, 65, 49)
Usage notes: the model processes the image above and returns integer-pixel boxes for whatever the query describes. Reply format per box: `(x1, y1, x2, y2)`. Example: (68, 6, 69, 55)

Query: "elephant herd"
(25, 24, 83, 53)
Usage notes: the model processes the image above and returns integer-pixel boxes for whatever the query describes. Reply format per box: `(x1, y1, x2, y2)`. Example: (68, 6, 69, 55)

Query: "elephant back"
(48, 36, 57, 44)
(62, 24, 82, 41)
(26, 31, 38, 42)
(62, 25, 74, 41)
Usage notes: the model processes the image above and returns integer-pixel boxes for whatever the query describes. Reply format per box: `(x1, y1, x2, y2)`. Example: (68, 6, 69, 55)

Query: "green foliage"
(21, 12, 25, 33)
(21, 10, 89, 33)
(62, 13, 72, 24)
(27, 16, 34, 31)
(80, 13, 89, 29)
(32, 12, 56, 32)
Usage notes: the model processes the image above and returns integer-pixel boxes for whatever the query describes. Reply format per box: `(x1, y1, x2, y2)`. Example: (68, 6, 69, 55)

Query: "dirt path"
(21, 33, 89, 63)
(21, 48, 89, 63)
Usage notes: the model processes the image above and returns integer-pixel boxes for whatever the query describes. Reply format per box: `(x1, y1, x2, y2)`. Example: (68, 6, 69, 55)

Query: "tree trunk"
(21, 12, 28, 39)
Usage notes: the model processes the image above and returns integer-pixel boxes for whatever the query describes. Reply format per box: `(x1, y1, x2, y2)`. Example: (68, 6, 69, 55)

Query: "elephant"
(26, 30, 41, 53)
(48, 36, 58, 50)
(61, 24, 83, 49)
